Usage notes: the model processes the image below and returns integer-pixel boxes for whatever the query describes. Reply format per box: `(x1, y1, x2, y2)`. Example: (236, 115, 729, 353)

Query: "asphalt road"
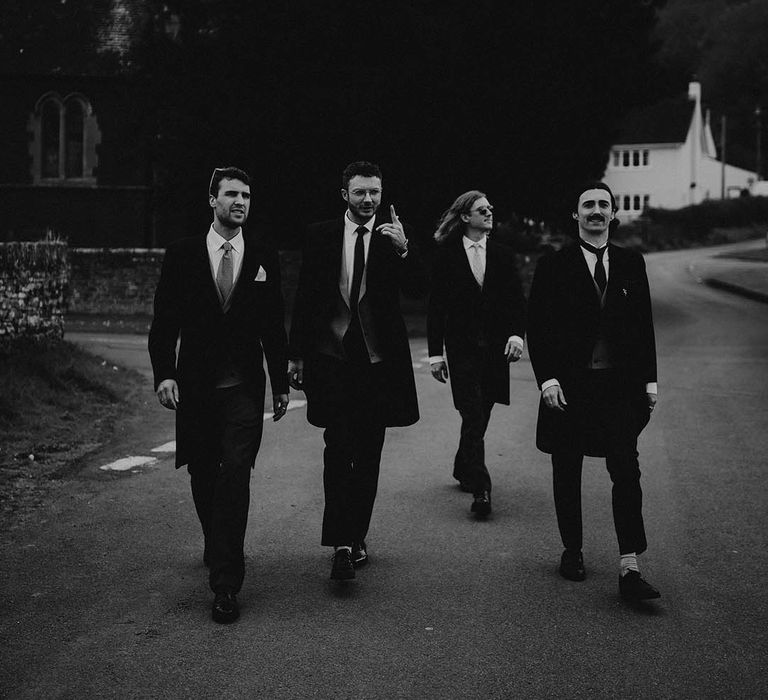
(1, 244, 767, 699)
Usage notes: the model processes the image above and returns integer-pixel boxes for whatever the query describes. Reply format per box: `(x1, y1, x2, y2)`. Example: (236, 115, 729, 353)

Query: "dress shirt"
(429, 234, 523, 365)
(541, 240, 657, 395)
(343, 211, 373, 297)
(206, 225, 244, 288)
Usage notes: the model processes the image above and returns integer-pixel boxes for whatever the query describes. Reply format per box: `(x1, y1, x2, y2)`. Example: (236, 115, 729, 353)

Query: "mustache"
(587, 214, 605, 222)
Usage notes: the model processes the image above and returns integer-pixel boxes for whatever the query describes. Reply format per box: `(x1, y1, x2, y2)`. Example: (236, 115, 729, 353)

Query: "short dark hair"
(209, 166, 250, 197)
(342, 161, 382, 190)
(574, 181, 617, 213)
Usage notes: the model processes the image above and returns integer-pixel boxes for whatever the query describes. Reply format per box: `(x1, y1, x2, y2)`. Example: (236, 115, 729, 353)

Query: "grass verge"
(0, 339, 147, 525)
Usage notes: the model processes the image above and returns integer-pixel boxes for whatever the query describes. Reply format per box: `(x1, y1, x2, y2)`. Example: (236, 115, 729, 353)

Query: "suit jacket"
(526, 241, 657, 455)
(148, 229, 288, 468)
(427, 236, 526, 407)
(289, 214, 426, 427)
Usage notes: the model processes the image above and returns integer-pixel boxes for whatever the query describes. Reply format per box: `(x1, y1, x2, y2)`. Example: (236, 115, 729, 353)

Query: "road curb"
(703, 278, 768, 304)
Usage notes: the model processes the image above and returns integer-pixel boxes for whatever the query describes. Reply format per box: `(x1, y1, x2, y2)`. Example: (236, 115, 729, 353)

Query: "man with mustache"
(149, 166, 289, 623)
(288, 161, 426, 581)
(527, 182, 660, 602)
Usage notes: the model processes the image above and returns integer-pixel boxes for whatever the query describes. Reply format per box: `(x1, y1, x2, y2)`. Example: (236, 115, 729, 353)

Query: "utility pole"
(720, 114, 727, 199)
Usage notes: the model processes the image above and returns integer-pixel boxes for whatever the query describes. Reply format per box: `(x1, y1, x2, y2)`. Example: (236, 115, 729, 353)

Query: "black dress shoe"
(619, 571, 661, 601)
(351, 541, 368, 568)
(211, 591, 239, 624)
(559, 549, 586, 581)
(330, 548, 355, 580)
(470, 491, 492, 517)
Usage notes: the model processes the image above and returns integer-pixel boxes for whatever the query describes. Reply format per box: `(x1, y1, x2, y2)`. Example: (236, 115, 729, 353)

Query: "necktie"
(469, 242, 484, 287)
(216, 241, 233, 302)
(579, 239, 607, 296)
(349, 226, 366, 316)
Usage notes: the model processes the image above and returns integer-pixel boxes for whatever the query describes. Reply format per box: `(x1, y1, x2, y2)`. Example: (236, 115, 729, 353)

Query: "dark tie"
(579, 239, 607, 296)
(350, 226, 366, 316)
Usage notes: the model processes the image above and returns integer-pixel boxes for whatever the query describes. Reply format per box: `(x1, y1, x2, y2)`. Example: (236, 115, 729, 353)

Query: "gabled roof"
(613, 95, 695, 146)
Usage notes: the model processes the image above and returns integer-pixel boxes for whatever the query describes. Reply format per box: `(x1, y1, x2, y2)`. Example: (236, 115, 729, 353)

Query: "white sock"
(335, 545, 352, 553)
(620, 553, 639, 576)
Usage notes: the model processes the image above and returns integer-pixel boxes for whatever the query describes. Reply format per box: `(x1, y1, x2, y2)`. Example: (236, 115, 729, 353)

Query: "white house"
(604, 82, 758, 222)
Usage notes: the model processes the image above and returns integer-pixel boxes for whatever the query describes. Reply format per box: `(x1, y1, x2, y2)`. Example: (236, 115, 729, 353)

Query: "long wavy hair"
(433, 190, 486, 244)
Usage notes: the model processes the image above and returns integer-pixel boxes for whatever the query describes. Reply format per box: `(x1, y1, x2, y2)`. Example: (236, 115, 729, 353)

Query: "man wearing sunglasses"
(428, 190, 527, 518)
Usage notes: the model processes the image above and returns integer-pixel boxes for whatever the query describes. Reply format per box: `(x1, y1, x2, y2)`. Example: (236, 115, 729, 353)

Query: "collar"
(345, 211, 374, 235)
(207, 225, 243, 254)
(463, 234, 487, 250)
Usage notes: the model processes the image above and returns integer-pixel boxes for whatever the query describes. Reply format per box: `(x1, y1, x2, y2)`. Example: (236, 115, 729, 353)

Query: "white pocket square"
(254, 266, 267, 282)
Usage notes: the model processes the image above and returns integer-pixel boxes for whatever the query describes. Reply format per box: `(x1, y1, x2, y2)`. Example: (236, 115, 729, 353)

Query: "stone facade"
(0, 241, 68, 346)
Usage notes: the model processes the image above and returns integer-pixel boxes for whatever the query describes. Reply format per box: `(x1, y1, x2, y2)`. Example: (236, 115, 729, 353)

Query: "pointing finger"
(390, 204, 399, 223)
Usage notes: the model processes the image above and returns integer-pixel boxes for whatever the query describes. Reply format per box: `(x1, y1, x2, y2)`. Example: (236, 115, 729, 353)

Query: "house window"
(622, 151, 630, 167)
(643, 194, 650, 209)
(632, 151, 640, 167)
(633, 195, 641, 210)
(614, 148, 650, 170)
(612, 151, 620, 167)
(30, 92, 99, 184)
(642, 150, 649, 166)
(623, 195, 630, 211)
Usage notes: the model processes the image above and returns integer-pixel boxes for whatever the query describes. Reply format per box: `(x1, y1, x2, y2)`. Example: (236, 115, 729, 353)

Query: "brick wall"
(0, 241, 68, 346)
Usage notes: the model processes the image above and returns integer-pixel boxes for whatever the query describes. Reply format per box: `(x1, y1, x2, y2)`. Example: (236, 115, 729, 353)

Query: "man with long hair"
(527, 182, 660, 602)
(427, 190, 526, 517)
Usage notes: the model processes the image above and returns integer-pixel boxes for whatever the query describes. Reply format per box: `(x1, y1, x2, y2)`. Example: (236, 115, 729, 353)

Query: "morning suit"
(289, 214, 426, 546)
(148, 228, 288, 591)
(427, 235, 526, 494)
(527, 241, 656, 554)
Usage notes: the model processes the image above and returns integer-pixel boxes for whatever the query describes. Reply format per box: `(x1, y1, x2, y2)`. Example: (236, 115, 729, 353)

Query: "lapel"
(481, 239, 499, 296)
(191, 235, 224, 314)
(333, 218, 350, 307)
(566, 242, 601, 314)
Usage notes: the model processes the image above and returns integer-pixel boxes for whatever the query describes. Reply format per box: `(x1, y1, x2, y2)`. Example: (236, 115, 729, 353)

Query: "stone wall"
(68, 248, 165, 315)
(0, 241, 68, 346)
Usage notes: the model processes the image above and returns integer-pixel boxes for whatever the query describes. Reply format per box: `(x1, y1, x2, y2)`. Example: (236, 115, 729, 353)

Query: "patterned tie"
(349, 226, 366, 316)
(579, 239, 607, 296)
(469, 242, 484, 287)
(216, 241, 233, 302)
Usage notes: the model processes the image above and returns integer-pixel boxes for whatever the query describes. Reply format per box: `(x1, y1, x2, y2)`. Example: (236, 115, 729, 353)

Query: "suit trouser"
(550, 370, 647, 556)
(187, 385, 263, 593)
(450, 347, 495, 495)
(319, 322, 387, 547)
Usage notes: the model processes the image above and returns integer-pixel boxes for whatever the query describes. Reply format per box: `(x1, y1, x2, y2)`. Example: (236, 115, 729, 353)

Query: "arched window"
(31, 92, 99, 184)
(65, 98, 84, 178)
(41, 99, 61, 179)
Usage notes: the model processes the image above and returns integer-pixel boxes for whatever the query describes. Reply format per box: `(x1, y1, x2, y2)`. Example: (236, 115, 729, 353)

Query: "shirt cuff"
(429, 356, 445, 365)
(541, 378, 560, 392)
(508, 335, 524, 348)
(645, 382, 658, 394)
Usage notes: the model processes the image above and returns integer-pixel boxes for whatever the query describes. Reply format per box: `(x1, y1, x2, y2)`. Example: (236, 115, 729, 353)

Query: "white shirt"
(541, 241, 657, 395)
(429, 233, 523, 365)
(343, 212, 373, 297)
(463, 233, 487, 280)
(206, 225, 244, 287)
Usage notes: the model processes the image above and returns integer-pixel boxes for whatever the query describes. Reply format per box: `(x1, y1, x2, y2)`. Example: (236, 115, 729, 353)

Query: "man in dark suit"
(288, 161, 425, 580)
(427, 190, 526, 518)
(148, 166, 289, 623)
(527, 182, 660, 602)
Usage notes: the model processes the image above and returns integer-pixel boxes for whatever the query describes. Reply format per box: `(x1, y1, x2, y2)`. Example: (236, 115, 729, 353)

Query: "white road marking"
(99, 456, 158, 471)
(150, 441, 176, 453)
